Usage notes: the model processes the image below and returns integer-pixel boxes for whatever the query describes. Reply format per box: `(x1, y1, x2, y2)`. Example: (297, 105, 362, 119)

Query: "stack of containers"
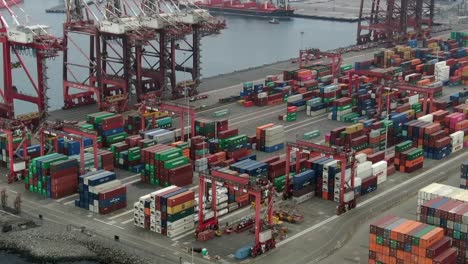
(292, 170, 315, 204)
(461, 161, 468, 189)
(195, 185, 230, 222)
(320, 159, 337, 201)
(283, 106, 297, 122)
(450, 131, 464, 154)
(195, 119, 216, 140)
(134, 186, 195, 237)
(435, 61, 450, 83)
(75, 170, 127, 214)
(417, 183, 468, 220)
(369, 216, 457, 264)
(266, 157, 286, 192)
(26, 153, 68, 196)
(141, 144, 192, 187)
(263, 125, 285, 153)
(141, 128, 175, 145)
(419, 197, 468, 263)
(190, 136, 209, 160)
(86, 112, 127, 148)
(357, 160, 376, 196)
(329, 97, 353, 121)
(320, 84, 339, 104)
(394, 140, 424, 173)
(306, 98, 326, 116)
(372, 160, 388, 186)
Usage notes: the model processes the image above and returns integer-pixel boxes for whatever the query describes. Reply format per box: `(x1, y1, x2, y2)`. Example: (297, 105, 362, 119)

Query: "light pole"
(183, 52, 191, 142)
(300, 31, 305, 50)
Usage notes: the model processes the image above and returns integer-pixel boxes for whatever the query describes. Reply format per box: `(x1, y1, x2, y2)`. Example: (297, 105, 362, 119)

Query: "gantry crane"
(39, 120, 99, 175)
(356, 0, 435, 44)
(197, 170, 275, 257)
(284, 140, 356, 215)
(136, 100, 195, 140)
(298, 49, 342, 80)
(0, 3, 63, 124)
(0, 117, 30, 183)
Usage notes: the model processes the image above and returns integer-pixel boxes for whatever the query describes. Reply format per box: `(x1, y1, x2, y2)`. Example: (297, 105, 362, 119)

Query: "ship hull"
(195, 5, 294, 19)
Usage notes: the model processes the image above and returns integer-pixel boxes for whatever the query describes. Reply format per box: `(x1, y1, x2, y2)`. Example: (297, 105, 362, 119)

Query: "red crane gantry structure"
(0, 117, 29, 183)
(0, 7, 63, 124)
(284, 140, 356, 215)
(63, 0, 225, 113)
(39, 121, 99, 175)
(357, 0, 435, 44)
(298, 48, 342, 80)
(197, 170, 275, 256)
(137, 100, 195, 140)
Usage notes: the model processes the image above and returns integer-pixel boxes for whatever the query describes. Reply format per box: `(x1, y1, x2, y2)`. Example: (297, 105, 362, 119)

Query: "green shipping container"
(106, 132, 128, 144)
(303, 130, 321, 140)
(395, 140, 413, 153)
(407, 148, 423, 160)
(156, 148, 182, 161)
(167, 207, 195, 222)
(164, 156, 189, 169)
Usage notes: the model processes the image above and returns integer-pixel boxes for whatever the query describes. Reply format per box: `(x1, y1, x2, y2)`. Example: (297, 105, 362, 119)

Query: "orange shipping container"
(420, 227, 444, 249)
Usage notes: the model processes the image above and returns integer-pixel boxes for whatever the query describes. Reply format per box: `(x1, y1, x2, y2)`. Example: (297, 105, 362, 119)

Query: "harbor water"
(0, 0, 357, 114)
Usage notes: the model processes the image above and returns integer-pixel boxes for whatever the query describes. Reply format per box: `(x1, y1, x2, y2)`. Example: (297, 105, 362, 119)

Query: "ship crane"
(0, 1, 64, 126)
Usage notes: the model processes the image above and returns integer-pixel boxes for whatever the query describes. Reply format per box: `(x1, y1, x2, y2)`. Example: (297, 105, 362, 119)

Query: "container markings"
(276, 151, 468, 248)
(93, 218, 125, 230)
(108, 209, 134, 220)
(55, 193, 79, 203)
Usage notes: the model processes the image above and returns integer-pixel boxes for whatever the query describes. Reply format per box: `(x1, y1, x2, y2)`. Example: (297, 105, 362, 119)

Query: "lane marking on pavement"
(203, 78, 265, 95)
(121, 174, 141, 183)
(121, 218, 134, 225)
(284, 114, 327, 129)
(123, 179, 141, 186)
(55, 194, 79, 202)
(10, 190, 17, 194)
(285, 118, 327, 132)
(276, 151, 468, 248)
(189, 185, 199, 191)
(64, 200, 76, 205)
(93, 218, 125, 230)
(0, 209, 21, 218)
(108, 209, 134, 220)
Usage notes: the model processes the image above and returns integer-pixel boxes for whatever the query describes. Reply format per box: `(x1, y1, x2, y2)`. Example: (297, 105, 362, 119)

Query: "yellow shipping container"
(345, 123, 364, 134)
(167, 200, 195, 215)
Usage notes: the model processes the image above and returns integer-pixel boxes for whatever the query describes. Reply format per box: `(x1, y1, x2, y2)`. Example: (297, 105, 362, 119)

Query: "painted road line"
(276, 151, 468, 248)
(55, 193, 79, 203)
(0, 209, 21, 218)
(64, 200, 76, 205)
(285, 118, 328, 132)
(284, 114, 327, 129)
(121, 218, 134, 225)
(230, 108, 286, 126)
(189, 185, 199, 191)
(203, 78, 265, 95)
(108, 209, 134, 220)
(94, 218, 125, 230)
(121, 174, 141, 182)
(123, 178, 141, 186)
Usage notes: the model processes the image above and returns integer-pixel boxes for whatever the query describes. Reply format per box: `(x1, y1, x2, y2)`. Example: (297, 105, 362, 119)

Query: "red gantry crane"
(284, 140, 356, 215)
(298, 48, 342, 80)
(0, 2, 63, 125)
(136, 100, 195, 140)
(0, 117, 29, 183)
(39, 120, 99, 175)
(197, 170, 276, 257)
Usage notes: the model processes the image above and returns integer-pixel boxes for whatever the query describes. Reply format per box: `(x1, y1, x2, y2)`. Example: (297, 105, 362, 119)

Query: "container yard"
(4, 0, 468, 264)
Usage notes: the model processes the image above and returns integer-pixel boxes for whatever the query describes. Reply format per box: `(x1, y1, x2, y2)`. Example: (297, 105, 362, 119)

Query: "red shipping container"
(167, 191, 194, 207)
(168, 172, 193, 187)
(434, 137, 451, 148)
(367, 151, 385, 163)
(102, 115, 124, 131)
(218, 128, 239, 139)
(99, 201, 127, 215)
(99, 186, 127, 200)
(155, 187, 182, 210)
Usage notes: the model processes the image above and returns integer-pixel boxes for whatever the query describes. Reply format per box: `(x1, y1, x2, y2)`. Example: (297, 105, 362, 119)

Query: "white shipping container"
(417, 114, 434, 123)
(355, 153, 367, 163)
(207, 194, 228, 204)
(453, 144, 463, 153)
(257, 92, 268, 99)
(377, 173, 387, 185)
(358, 168, 373, 180)
(208, 187, 228, 196)
(287, 94, 303, 103)
(167, 215, 194, 230)
(293, 192, 314, 204)
(355, 177, 362, 187)
(259, 230, 272, 243)
(167, 222, 195, 238)
(450, 131, 464, 145)
(344, 191, 355, 203)
(217, 208, 228, 217)
(13, 161, 26, 172)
